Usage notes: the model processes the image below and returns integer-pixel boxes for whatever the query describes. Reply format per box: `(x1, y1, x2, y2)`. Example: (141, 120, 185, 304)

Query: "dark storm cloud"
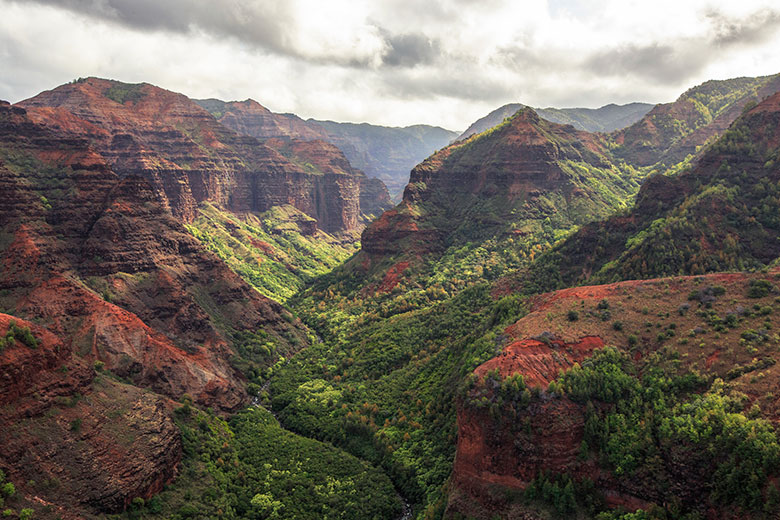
(585, 43, 702, 84)
(382, 33, 441, 67)
(706, 8, 780, 46)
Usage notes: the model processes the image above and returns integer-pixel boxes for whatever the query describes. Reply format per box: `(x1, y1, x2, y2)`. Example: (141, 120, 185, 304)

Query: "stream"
(397, 497, 413, 520)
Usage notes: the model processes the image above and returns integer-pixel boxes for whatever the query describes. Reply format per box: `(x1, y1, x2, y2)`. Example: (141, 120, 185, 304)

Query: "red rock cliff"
(18, 78, 390, 233)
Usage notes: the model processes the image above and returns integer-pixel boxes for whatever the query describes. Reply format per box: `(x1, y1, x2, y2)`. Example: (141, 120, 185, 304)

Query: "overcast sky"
(2, 0, 780, 130)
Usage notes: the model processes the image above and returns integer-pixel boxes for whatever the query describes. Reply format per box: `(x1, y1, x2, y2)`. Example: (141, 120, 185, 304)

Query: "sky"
(2, 0, 780, 130)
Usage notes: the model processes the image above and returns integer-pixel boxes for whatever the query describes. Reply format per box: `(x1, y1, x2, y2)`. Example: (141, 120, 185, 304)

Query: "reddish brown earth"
(474, 336, 604, 387)
(365, 261, 411, 295)
(0, 100, 308, 412)
(17, 78, 390, 233)
(0, 314, 181, 517)
(215, 99, 328, 142)
(359, 108, 621, 260)
(448, 271, 780, 519)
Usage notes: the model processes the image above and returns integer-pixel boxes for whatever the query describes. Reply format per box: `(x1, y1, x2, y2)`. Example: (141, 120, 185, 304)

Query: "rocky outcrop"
(18, 78, 389, 234)
(0, 101, 308, 412)
(265, 138, 392, 231)
(0, 314, 182, 517)
(200, 98, 457, 197)
(360, 108, 634, 259)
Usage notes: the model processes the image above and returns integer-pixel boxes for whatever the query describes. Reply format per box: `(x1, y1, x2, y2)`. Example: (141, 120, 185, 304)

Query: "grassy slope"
(523, 95, 780, 295)
(186, 203, 359, 303)
(613, 74, 780, 169)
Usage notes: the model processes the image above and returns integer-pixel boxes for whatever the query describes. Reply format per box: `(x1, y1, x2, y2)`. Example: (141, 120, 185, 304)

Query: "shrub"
(748, 280, 773, 298)
(612, 321, 623, 331)
(1, 483, 14, 498)
(567, 310, 579, 322)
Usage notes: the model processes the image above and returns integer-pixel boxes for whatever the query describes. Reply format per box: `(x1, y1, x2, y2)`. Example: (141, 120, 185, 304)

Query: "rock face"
(0, 100, 308, 412)
(18, 78, 389, 233)
(449, 271, 780, 519)
(614, 73, 780, 166)
(448, 325, 614, 518)
(361, 108, 636, 258)
(198, 98, 457, 197)
(198, 98, 329, 141)
(265, 137, 393, 229)
(0, 314, 182, 517)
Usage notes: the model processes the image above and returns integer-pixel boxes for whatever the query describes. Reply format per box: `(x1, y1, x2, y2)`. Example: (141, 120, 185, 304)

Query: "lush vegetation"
(525, 102, 780, 294)
(104, 81, 146, 105)
(0, 321, 40, 351)
(135, 404, 400, 520)
(469, 346, 780, 517)
(614, 73, 780, 167)
(458, 340, 780, 518)
(565, 351, 779, 513)
(270, 284, 526, 514)
(186, 203, 358, 303)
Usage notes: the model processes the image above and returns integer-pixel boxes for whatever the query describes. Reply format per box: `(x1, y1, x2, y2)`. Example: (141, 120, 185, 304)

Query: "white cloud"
(1, 0, 780, 129)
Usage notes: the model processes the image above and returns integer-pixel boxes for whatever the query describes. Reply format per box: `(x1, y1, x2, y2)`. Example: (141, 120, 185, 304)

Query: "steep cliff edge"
(0, 100, 309, 412)
(450, 272, 780, 519)
(361, 107, 637, 262)
(18, 78, 389, 234)
(0, 313, 182, 518)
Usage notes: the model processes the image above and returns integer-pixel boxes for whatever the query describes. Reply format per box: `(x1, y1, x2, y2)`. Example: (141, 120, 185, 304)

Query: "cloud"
(707, 8, 780, 47)
(2, 0, 780, 129)
(382, 33, 441, 67)
(585, 6, 780, 85)
(586, 43, 705, 84)
(13, 0, 388, 67)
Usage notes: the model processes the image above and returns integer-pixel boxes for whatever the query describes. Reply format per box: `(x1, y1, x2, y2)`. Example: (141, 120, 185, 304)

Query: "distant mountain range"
(456, 102, 654, 141)
(195, 98, 458, 198)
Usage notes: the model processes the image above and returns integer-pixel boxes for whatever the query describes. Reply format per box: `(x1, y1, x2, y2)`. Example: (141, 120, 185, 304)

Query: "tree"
(1, 483, 14, 498)
(250, 493, 283, 519)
